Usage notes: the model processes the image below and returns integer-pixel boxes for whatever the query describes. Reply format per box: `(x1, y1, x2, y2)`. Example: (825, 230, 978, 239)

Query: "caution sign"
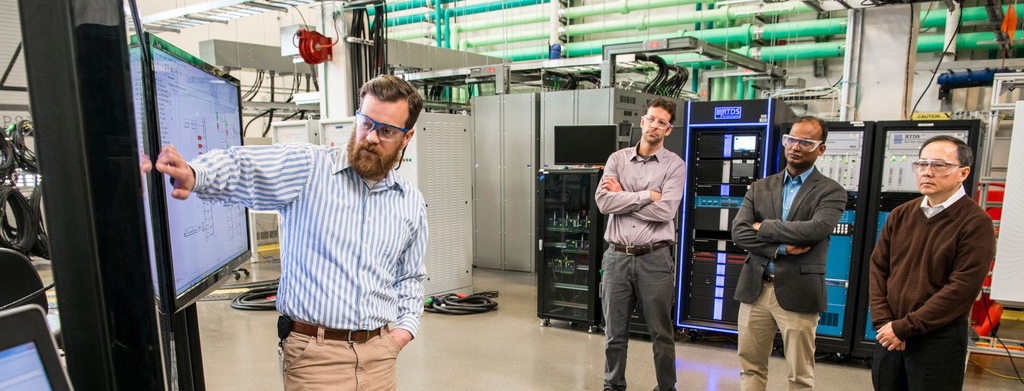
(911, 112, 952, 120)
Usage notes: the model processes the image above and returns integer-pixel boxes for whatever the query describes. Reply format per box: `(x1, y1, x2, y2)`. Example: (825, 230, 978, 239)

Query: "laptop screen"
(0, 342, 53, 391)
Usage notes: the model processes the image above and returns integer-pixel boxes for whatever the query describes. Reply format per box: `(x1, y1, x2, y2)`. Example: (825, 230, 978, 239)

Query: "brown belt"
(291, 321, 387, 343)
(610, 241, 671, 256)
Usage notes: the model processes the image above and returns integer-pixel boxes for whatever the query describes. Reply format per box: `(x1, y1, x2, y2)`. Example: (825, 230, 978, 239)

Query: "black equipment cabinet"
(537, 168, 605, 332)
(849, 119, 982, 358)
(675, 99, 795, 334)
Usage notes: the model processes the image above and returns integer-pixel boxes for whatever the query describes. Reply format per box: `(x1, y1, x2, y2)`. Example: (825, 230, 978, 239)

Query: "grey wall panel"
(501, 93, 538, 272)
(472, 96, 504, 269)
(418, 113, 474, 295)
(540, 90, 577, 169)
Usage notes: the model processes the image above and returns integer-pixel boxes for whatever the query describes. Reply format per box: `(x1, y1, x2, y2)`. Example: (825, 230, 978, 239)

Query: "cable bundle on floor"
(424, 291, 499, 315)
(229, 279, 280, 311)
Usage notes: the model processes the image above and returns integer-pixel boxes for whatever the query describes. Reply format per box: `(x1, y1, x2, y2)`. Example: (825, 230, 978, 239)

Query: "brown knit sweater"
(869, 195, 995, 340)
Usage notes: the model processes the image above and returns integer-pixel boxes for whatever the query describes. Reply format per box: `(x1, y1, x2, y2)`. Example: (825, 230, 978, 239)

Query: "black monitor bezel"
(0, 305, 73, 391)
(554, 124, 619, 166)
(134, 33, 251, 313)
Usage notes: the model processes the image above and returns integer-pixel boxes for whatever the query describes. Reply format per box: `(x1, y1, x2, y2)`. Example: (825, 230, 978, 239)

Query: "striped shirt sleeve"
(393, 200, 429, 337)
(189, 145, 313, 211)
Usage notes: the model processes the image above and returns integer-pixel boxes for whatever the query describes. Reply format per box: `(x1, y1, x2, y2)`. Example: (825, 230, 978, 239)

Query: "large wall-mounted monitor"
(131, 34, 251, 311)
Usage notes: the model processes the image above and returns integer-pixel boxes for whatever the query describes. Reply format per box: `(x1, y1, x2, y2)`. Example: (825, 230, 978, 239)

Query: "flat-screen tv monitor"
(130, 35, 251, 311)
(554, 125, 618, 166)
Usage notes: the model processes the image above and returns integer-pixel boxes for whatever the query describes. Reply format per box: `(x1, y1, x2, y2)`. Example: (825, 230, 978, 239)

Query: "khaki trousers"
(738, 281, 819, 391)
(280, 329, 402, 391)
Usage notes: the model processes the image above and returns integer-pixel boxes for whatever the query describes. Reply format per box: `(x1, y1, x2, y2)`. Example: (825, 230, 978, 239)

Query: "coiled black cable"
(228, 278, 280, 311)
(8, 120, 37, 173)
(0, 128, 16, 180)
(230, 283, 279, 311)
(0, 185, 36, 253)
(29, 185, 49, 259)
(424, 291, 499, 315)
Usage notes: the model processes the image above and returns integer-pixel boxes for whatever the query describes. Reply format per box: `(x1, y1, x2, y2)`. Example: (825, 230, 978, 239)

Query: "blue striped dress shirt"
(189, 144, 428, 336)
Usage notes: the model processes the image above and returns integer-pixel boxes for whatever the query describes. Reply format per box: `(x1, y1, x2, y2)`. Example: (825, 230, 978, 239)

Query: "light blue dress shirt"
(767, 167, 814, 276)
(189, 144, 429, 335)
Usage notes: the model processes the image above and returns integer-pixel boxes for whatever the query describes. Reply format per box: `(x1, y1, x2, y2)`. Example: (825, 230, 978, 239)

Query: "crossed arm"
(594, 153, 684, 223)
(731, 182, 845, 259)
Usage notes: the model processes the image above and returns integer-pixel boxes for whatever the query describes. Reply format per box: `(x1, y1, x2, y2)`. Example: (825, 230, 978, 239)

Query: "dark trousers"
(871, 319, 968, 391)
(601, 246, 676, 391)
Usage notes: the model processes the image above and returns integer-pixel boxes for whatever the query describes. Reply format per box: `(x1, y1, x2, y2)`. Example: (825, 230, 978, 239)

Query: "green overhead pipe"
(736, 76, 746, 100)
(449, 0, 548, 17)
(684, 25, 754, 45)
(723, 76, 735, 100)
(390, 25, 432, 41)
(444, 9, 452, 48)
(462, 29, 550, 48)
(382, 0, 546, 28)
(695, 2, 703, 31)
(715, 77, 723, 101)
(565, 0, 715, 19)
(920, 4, 1024, 28)
(480, 46, 551, 61)
(368, 0, 458, 16)
(387, 12, 432, 27)
(691, 68, 700, 93)
(761, 18, 847, 40)
(705, 3, 714, 30)
(564, 1, 814, 37)
(452, 11, 548, 33)
(746, 80, 756, 100)
(757, 41, 845, 61)
(435, 4, 443, 46)
(562, 32, 679, 56)
(917, 30, 1024, 52)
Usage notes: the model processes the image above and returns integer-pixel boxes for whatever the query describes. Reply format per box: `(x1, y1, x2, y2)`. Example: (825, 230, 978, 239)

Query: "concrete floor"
(28, 260, 1024, 390)
(190, 263, 1024, 391)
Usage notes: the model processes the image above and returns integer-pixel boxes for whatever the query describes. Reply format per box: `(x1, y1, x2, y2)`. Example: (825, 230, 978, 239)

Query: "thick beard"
(346, 132, 403, 179)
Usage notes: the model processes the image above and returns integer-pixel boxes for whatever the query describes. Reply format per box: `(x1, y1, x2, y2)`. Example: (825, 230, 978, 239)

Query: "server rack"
(537, 168, 606, 332)
(850, 119, 982, 358)
(777, 121, 876, 355)
(675, 99, 795, 334)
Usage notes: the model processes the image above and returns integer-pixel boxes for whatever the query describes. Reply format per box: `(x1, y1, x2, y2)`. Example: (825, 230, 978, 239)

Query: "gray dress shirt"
(595, 144, 686, 246)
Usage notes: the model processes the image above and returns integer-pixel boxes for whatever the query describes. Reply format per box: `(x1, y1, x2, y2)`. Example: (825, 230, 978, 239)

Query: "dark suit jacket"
(731, 168, 847, 314)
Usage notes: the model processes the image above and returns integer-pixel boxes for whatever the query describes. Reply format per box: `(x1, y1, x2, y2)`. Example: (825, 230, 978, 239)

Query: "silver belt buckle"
(625, 246, 638, 255)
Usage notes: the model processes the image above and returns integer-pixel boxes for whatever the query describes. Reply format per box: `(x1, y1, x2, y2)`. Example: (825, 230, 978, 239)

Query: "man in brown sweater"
(869, 135, 995, 391)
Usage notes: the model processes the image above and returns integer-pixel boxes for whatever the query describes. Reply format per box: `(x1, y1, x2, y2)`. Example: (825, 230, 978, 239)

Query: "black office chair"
(0, 248, 47, 313)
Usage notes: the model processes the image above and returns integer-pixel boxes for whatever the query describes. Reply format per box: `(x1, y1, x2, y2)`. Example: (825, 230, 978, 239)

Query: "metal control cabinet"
(850, 119, 981, 358)
(536, 169, 605, 331)
(676, 99, 795, 334)
(472, 94, 540, 272)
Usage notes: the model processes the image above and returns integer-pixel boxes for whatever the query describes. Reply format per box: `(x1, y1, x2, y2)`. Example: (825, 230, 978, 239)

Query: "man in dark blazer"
(731, 116, 847, 391)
